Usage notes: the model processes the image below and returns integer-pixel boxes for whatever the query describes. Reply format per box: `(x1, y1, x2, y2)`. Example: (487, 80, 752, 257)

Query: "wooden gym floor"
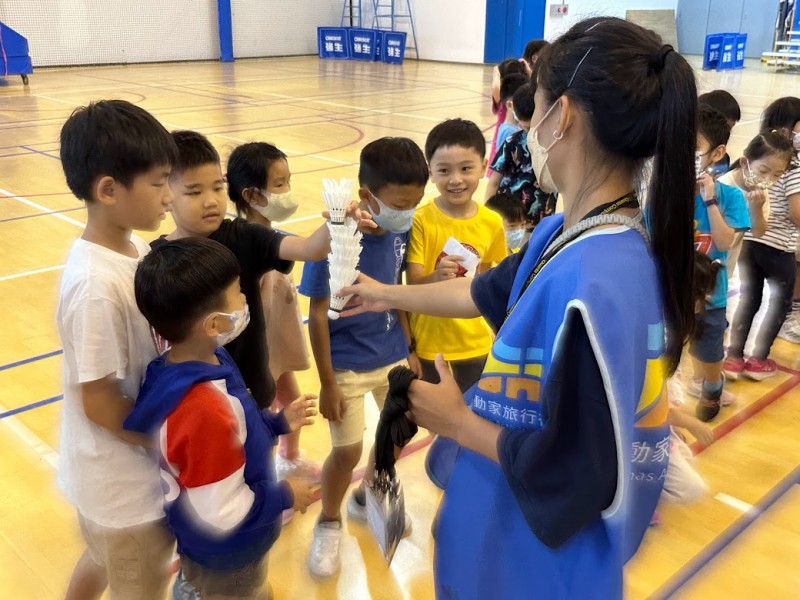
(0, 55, 799, 599)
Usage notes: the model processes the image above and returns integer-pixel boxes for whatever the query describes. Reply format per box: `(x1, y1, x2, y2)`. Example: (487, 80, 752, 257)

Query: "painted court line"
(0, 206, 83, 224)
(0, 264, 64, 283)
(714, 492, 756, 515)
(0, 395, 63, 420)
(0, 349, 63, 372)
(0, 187, 84, 228)
(653, 465, 800, 599)
(0, 400, 60, 469)
(689, 373, 800, 455)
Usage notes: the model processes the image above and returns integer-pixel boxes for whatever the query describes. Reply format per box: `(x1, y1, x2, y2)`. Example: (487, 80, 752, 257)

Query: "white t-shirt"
(57, 236, 163, 528)
(742, 160, 800, 253)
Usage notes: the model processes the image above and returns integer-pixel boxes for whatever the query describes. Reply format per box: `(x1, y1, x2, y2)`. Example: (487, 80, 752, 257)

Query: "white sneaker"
(307, 520, 342, 579)
(346, 491, 413, 537)
(686, 378, 734, 407)
(778, 313, 800, 344)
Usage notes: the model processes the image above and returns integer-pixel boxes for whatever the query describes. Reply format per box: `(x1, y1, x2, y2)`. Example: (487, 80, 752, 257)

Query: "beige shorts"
(78, 513, 174, 600)
(331, 360, 407, 447)
(182, 554, 270, 600)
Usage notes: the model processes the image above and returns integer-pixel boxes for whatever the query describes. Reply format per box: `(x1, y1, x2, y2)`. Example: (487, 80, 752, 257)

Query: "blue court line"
(0, 349, 63, 372)
(20, 145, 61, 161)
(0, 313, 310, 420)
(653, 464, 800, 599)
(0, 395, 63, 420)
(0, 207, 83, 224)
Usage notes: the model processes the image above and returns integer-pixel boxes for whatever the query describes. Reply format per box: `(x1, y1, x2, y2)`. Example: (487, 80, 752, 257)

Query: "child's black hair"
(761, 96, 800, 132)
(693, 251, 721, 305)
(486, 192, 527, 224)
(135, 237, 241, 344)
(730, 129, 793, 172)
(171, 130, 221, 176)
(698, 90, 741, 124)
(697, 104, 731, 150)
(497, 58, 526, 79)
(425, 118, 486, 161)
(358, 137, 429, 193)
(535, 16, 697, 374)
(500, 73, 529, 104)
(523, 40, 549, 65)
(226, 142, 288, 216)
(59, 100, 177, 202)
(511, 84, 535, 122)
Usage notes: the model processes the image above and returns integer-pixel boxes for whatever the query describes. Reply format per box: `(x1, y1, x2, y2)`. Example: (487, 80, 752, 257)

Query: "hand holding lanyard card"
(442, 237, 480, 278)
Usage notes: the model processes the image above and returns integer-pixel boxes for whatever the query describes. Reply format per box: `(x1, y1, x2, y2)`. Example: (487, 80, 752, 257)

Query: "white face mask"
(793, 131, 800, 153)
(208, 304, 250, 346)
(368, 192, 415, 233)
(527, 100, 561, 194)
(253, 190, 298, 222)
(505, 227, 526, 250)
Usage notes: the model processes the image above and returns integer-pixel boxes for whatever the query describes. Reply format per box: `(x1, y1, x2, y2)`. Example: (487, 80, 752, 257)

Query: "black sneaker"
(695, 387, 721, 422)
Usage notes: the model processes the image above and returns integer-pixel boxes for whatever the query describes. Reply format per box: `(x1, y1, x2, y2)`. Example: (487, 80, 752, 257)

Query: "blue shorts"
(689, 307, 728, 363)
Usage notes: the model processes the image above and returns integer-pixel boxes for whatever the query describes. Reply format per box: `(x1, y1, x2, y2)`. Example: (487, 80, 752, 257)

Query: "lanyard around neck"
(506, 193, 640, 317)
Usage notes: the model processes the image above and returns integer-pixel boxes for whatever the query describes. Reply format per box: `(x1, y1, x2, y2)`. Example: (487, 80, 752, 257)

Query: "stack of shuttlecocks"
(322, 178, 362, 320)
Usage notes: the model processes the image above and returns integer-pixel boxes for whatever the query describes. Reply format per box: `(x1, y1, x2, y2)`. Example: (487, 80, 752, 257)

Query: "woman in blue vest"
(342, 17, 696, 599)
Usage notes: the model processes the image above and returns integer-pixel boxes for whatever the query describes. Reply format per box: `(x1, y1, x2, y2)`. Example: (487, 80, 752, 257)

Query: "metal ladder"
(371, 0, 419, 59)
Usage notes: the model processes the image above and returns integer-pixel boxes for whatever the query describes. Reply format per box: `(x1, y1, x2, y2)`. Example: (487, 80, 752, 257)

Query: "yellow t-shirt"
(407, 201, 507, 360)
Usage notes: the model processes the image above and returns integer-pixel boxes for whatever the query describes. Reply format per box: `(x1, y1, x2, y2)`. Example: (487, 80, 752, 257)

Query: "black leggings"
(729, 241, 797, 360)
(419, 355, 487, 394)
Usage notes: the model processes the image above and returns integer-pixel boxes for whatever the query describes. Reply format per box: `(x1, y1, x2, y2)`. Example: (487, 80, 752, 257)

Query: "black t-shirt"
(151, 219, 293, 409)
(470, 246, 618, 548)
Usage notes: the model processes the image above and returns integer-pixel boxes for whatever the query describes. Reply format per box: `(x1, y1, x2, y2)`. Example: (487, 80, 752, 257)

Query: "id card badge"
(365, 471, 406, 564)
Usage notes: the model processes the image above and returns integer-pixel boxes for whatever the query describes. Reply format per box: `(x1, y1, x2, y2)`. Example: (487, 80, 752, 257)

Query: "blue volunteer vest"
(434, 215, 670, 600)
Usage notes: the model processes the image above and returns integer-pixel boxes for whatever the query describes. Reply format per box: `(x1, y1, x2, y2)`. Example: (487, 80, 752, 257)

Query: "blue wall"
(484, 0, 547, 63)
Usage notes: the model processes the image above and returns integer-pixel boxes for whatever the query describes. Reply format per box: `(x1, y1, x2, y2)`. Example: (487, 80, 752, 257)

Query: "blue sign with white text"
(318, 28, 350, 59)
(381, 31, 407, 64)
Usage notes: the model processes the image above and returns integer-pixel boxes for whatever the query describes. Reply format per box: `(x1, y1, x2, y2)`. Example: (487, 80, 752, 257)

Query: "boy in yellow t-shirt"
(407, 119, 508, 391)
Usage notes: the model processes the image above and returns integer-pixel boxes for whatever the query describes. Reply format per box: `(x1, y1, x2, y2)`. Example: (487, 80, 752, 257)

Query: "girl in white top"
(718, 130, 793, 272)
(724, 113, 800, 381)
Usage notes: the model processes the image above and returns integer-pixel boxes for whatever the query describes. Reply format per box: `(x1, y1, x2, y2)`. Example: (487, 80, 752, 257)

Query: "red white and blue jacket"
(124, 348, 292, 570)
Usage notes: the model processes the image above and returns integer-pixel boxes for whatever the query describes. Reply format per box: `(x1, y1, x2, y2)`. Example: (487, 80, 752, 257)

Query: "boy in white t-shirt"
(58, 100, 178, 600)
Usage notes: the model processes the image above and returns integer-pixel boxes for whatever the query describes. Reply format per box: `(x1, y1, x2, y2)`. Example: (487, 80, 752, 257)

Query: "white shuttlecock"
(328, 266, 360, 320)
(327, 216, 362, 247)
(329, 242, 360, 267)
(322, 177, 354, 225)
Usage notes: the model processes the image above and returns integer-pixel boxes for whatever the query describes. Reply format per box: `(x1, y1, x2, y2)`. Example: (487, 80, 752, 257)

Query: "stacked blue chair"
(0, 21, 32, 85)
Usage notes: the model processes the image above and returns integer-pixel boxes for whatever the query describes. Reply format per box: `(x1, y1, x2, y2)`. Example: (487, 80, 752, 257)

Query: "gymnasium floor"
(0, 55, 799, 599)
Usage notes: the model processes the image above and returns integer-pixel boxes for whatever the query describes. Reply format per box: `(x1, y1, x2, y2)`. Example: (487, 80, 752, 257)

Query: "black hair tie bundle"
(374, 366, 419, 479)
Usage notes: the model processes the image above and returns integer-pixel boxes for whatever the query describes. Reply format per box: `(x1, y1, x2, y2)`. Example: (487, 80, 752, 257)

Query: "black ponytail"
(535, 17, 697, 374)
(648, 45, 697, 375)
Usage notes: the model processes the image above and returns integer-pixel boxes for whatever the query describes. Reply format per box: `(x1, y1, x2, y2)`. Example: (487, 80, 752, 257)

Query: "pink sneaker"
(744, 357, 778, 381)
(723, 356, 746, 381)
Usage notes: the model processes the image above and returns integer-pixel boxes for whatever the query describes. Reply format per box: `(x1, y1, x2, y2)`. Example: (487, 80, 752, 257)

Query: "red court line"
(308, 434, 434, 504)
(690, 373, 800, 454)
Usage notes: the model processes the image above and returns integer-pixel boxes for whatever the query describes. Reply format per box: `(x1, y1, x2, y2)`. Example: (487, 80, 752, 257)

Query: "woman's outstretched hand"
(338, 273, 393, 317)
